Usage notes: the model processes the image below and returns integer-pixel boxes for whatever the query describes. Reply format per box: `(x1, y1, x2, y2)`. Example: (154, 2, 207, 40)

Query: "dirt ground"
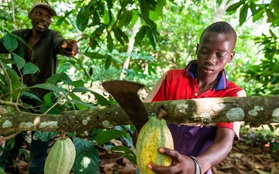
(99, 133, 279, 174)
(1, 132, 279, 174)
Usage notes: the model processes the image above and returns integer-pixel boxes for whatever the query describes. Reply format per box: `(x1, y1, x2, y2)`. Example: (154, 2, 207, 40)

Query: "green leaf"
(0, 167, 5, 174)
(239, 4, 249, 25)
(90, 91, 110, 106)
(105, 56, 112, 70)
(89, 39, 98, 50)
(111, 146, 137, 165)
(72, 80, 85, 87)
(56, 10, 72, 26)
(33, 132, 58, 142)
(31, 83, 60, 92)
(96, 129, 127, 145)
(72, 86, 90, 93)
(11, 52, 25, 69)
(155, 0, 166, 16)
(92, 11, 101, 26)
(71, 87, 110, 105)
(3, 64, 20, 86)
(105, 0, 113, 10)
(73, 138, 99, 174)
(135, 26, 147, 44)
(46, 73, 72, 85)
(150, 0, 166, 20)
(3, 32, 18, 51)
(146, 26, 156, 49)
(84, 52, 106, 59)
(249, 2, 257, 14)
(252, 8, 265, 22)
(43, 92, 55, 106)
(22, 62, 39, 75)
(21, 91, 41, 101)
(140, 15, 158, 34)
(118, 10, 133, 28)
(266, 8, 275, 23)
(110, 55, 123, 63)
(76, 7, 89, 31)
(227, 1, 244, 12)
(139, 0, 150, 17)
(113, 27, 128, 45)
(69, 93, 95, 110)
(107, 32, 113, 52)
(91, 24, 108, 39)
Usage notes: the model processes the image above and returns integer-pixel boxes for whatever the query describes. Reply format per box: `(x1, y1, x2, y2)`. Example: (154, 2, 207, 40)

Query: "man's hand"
(61, 39, 78, 56)
(148, 148, 195, 174)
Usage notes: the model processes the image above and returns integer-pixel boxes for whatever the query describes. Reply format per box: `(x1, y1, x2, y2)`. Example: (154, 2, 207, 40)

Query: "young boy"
(144, 21, 246, 174)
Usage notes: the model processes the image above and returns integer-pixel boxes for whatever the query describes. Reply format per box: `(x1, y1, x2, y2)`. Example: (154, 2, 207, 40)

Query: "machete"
(102, 80, 149, 132)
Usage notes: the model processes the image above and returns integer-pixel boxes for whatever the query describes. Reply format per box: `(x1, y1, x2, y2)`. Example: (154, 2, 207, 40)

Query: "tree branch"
(1, 95, 279, 134)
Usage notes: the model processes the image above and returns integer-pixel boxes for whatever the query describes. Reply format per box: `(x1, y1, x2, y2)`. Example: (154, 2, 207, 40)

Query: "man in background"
(0, 2, 78, 173)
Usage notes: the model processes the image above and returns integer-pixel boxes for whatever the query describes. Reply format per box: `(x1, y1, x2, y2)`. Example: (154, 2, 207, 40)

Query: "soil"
(1, 132, 279, 174)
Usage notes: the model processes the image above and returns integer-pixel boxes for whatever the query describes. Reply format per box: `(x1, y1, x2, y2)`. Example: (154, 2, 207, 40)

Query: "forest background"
(0, 0, 279, 173)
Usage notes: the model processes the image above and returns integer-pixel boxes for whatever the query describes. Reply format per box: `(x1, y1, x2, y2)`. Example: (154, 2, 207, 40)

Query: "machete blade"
(102, 80, 148, 131)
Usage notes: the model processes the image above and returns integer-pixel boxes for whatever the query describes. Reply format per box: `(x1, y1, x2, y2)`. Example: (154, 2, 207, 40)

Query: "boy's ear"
(229, 51, 235, 62)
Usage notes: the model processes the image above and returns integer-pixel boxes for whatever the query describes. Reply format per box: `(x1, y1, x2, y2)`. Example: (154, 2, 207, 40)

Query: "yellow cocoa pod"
(136, 116, 174, 174)
(44, 137, 76, 174)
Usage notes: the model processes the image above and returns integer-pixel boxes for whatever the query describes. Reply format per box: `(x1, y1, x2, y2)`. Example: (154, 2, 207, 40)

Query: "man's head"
(28, 2, 56, 33)
(196, 21, 237, 78)
(30, 2, 56, 16)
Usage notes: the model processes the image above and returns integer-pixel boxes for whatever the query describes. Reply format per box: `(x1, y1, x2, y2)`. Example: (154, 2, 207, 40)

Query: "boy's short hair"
(200, 21, 237, 47)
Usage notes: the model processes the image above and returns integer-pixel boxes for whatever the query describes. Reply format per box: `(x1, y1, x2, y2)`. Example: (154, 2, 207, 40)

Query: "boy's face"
(196, 31, 235, 78)
(29, 7, 52, 33)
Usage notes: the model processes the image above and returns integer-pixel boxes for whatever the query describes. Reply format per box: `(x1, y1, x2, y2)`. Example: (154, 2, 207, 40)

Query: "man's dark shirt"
(0, 29, 70, 99)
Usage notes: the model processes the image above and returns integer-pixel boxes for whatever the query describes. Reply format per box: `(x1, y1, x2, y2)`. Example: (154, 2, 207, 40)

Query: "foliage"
(226, 0, 279, 96)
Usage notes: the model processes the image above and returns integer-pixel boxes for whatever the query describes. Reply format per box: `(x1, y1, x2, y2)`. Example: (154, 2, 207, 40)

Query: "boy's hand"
(148, 147, 195, 174)
(61, 39, 78, 56)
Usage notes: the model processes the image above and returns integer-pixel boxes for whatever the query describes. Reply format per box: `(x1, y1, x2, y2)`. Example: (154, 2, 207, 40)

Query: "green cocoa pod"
(136, 116, 174, 174)
(44, 137, 76, 174)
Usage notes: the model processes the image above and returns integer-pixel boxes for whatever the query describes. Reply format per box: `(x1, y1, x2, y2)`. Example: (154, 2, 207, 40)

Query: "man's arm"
(52, 31, 78, 57)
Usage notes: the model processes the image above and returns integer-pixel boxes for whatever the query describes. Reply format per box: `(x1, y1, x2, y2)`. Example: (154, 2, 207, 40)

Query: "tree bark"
(1, 95, 279, 134)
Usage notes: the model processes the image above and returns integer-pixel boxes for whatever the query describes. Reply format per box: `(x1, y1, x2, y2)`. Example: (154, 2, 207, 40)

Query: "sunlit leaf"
(73, 138, 99, 174)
